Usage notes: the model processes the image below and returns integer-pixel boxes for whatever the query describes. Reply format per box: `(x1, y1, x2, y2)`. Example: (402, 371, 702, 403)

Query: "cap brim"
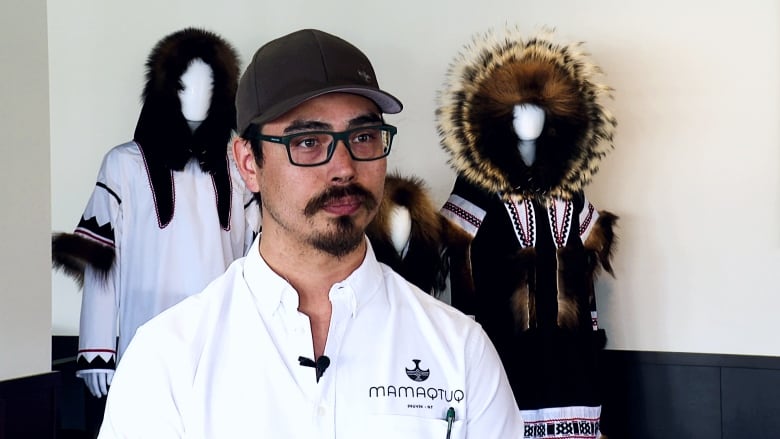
(250, 85, 403, 127)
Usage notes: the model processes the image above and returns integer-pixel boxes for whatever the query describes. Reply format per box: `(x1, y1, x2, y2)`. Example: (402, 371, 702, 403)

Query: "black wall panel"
(49, 337, 780, 439)
(602, 350, 780, 439)
(0, 372, 60, 439)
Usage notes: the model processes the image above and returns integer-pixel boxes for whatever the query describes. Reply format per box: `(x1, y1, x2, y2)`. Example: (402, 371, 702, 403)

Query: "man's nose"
(328, 139, 357, 181)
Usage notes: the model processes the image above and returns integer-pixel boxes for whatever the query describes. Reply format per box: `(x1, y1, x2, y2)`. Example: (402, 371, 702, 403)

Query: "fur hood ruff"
(436, 27, 617, 200)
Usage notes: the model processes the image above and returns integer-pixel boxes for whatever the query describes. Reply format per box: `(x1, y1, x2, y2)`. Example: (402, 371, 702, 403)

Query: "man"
(99, 28, 523, 438)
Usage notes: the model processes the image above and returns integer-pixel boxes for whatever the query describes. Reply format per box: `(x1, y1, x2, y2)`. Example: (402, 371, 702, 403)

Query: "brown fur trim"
(556, 296, 580, 328)
(507, 248, 536, 331)
(475, 58, 583, 122)
(440, 216, 476, 310)
(510, 281, 531, 331)
(437, 27, 617, 200)
(367, 174, 447, 294)
(372, 173, 444, 245)
(583, 211, 618, 276)
(556, 248, 581, 328)
(367, 174, 481, 303)
(52, 232, 115, 287)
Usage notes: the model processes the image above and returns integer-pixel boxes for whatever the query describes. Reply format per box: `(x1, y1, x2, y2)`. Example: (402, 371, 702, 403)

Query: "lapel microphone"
(298, 355, 331, 382)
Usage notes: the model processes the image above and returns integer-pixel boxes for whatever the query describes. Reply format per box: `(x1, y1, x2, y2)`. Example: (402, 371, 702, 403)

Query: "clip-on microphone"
(298, 355, 330, 382)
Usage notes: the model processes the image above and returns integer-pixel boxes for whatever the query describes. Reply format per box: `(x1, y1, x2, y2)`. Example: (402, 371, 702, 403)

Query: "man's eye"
(351, 129, 378, 144)
(292, 135, 323, 149)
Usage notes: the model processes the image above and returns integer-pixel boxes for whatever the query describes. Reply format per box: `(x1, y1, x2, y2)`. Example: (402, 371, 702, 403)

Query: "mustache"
(304, 184, 378, 216)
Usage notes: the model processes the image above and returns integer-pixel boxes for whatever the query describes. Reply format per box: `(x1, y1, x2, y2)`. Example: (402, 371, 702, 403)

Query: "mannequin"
(436, 28, 618, 438)
(52, 28, 259, 399)
(77, 57, 218, 398)
(388, 204, 412, 257)
(178, 58, 214, 129)
(366, 174, 474, 308)
(513, 103, 545, 166)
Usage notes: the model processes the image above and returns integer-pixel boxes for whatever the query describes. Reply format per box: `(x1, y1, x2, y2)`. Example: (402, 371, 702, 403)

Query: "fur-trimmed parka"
(437, 27, 618, 438)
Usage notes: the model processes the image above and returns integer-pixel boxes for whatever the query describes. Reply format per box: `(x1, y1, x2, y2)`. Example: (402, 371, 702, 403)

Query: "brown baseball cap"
(236, 29, 403, 134)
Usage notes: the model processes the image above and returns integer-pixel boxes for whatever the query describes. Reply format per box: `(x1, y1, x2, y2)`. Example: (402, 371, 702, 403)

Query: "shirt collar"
(243, 236, 384, 319)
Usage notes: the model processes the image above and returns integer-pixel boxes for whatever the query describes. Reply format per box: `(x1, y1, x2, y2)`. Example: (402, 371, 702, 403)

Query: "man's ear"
(232, 137, 260, 192)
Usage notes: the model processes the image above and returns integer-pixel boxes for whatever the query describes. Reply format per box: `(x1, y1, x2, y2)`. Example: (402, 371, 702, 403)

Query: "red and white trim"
(441, 194, 486, 238)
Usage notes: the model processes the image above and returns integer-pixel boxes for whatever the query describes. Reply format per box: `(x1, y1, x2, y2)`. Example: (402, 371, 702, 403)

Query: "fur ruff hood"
(134, 27, 239, 172)
(134, 27, 240, 228)
(436, 27, 617, 200)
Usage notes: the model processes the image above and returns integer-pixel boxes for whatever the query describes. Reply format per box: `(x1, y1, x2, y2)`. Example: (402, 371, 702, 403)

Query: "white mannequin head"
(388, 205, 412, 258)
(178, 58, 214, 123)
(512, 103, 545, 141)
(513, 103, 545, 166)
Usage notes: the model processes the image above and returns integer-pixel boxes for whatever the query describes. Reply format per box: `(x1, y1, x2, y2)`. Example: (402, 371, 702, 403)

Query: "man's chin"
(308, 217, 365, 257)
(309, 234, 364, 258)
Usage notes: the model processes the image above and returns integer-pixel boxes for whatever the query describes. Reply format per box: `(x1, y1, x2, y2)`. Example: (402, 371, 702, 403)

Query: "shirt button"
(317, 405, 328, 417)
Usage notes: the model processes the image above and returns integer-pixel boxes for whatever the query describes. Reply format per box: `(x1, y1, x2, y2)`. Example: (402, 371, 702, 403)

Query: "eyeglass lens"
(288, 127, 392, 165)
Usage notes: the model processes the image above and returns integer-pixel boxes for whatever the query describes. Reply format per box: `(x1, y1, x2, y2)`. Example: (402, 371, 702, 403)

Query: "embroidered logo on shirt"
(405, 359, 430, 382)
(367, 358, 465, 408)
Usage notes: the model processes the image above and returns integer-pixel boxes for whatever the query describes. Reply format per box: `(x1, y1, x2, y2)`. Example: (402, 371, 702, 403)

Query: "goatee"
(308, 216, 364, 257)
(304, 184, 378, 258)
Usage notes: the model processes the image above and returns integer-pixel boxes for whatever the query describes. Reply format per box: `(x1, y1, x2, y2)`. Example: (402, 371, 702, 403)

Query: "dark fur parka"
(436, 27, 618, 431)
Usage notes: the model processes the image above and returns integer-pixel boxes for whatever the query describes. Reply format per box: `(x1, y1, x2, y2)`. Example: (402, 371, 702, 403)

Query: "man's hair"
(241, 124, 264, 166)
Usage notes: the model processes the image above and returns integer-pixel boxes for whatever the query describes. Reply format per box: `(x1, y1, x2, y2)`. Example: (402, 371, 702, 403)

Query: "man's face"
(240, 93, 387, 257)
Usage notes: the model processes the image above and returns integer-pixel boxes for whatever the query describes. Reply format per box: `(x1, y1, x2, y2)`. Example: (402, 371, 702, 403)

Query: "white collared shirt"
(99, 238, 523, 438)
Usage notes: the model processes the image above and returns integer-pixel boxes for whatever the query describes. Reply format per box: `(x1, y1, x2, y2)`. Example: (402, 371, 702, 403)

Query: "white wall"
(0, 0, 51, 381)
(49, 0, 780, 356)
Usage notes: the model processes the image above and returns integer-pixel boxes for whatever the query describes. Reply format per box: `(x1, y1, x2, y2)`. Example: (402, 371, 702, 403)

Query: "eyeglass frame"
(254, 124, 398, 167)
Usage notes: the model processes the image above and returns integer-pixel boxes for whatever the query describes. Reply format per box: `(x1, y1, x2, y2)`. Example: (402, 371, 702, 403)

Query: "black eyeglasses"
(257, 124, 397, 167)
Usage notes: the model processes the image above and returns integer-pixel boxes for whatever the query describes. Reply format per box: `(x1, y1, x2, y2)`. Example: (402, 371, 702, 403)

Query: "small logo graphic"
(357, 69, 372, 83)
(405, 359, 430, 382)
